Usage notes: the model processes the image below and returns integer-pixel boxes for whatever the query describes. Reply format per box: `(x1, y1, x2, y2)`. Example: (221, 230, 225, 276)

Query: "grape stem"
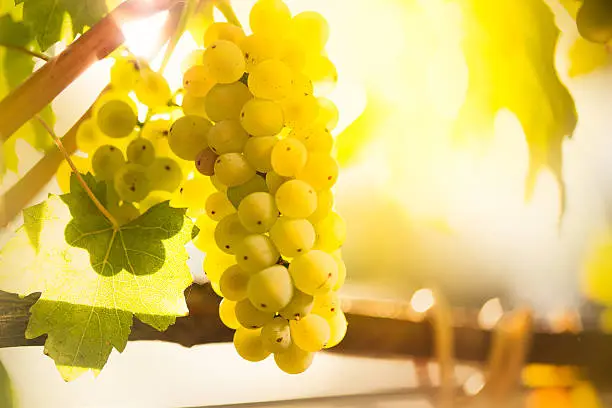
(431, 288, 455, 407)
(216, 0, 242, 28)
(36, 115, 120, 231)
(0, 44, 50, 61)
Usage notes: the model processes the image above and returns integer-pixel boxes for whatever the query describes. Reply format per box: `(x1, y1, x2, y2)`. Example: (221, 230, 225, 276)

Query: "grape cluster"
(179, 0, 347, 374)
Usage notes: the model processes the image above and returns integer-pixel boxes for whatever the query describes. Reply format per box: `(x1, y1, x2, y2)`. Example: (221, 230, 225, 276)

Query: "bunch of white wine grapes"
(176, 0, 347, 374)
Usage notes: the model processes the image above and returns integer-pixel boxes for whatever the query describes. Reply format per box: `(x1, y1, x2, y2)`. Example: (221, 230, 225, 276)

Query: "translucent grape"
(227, 174, 268, 208)
(195, 147, 218, 176)
(308, 188, 333, 224)
(248, 59, 293, 101)
(260, 316, 292, 353)
(314, 97, 339, 130)
(289, 126, 333, 153)
(215, 213, 250, 254)
(332, 257, 346, 291)
(291, 72, 314, 96)
(297, 153, 338, 191)
(265, 171, 289, 195)
(312, 291, 340, 320)
(269, 217, 315, 258)
(214, 153, 256, 187)
(96, 100, 137, 138)
(208, 120, 249, 154)
(219, 299, 240, 329)
(281, 94, 319, 128)
(271, 138, 308, 177)
(239, 34, 281, 72)
(240, 98, 284, 137)
(249, 0, 291, 38)
(173, 177, 215, 211)
(289, 314, 330, 352)
(183, 65, 216, 97)
(203, 247, 236, 282)
(235, 234, 280, 273)
(203, 40, 246, 84)
(182, 92, 209, 118)
(237, 192, 278, 233)
(219, 264, 250, 301)
(233, 327, 270, 362)
(210, 280, 223, 297)
(193, 216, 218, 253)
(274, 343, 315, 374)
(92, 145, 125, 181)
(141, 118, 171, 156)
(205, 82, 252, 122)
(113, 163, 151, 202)
(323, 310, 347, 349)
(304, 56, 338, 94)
(275, 180, 317, 218)
(76, 118, 106, 154)
(235, 299, 274, 329)
(134, 68, 172, 108)
(111, 202, 140, 225)
(204, 22, 246, 47)
(279, 289, 314, 320)
(110, 57, 142, 91)
(206, 191, 236, 221)
(243, 135, 277, 172)
(126, 138, 155, 166)
(247, 264, 293, 312)
(147, 157, 183, 193)
(290, 11, 330, 54)
(289, 250, 338, 295)
(314, 212, 347, 252)
(168, 115, 213, 161)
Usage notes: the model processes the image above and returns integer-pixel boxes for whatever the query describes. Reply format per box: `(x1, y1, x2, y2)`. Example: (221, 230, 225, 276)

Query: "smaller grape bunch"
(179, 0, 347, 374)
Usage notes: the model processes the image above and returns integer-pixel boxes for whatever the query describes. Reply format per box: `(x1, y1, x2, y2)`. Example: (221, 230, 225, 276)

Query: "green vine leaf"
(0, 174, 197, 381)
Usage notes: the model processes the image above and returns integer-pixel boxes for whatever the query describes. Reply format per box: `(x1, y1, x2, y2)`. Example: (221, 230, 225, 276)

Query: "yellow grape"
(274, 343, 315, 374)
(76, 118, 106, 154)
(240, 98, 284, 137)
(204, 22, 246, 47)
(525, 389, 572, 408)
(289, 11, 330, 54)
(271, 137, 308, 177)
(219, 299, 240, 329)
(110, 57, 142, 91)
(269, 217, 315, 258)
(240, 34, 282, 73)
(291, 72, 314, 96)
(219, 264, 250, 301)
(205, 82, 253, 122)
(279, 289, 313, 320)
(214, 153, 256, 187)
(206, 191, 236, 221)
(249, 0, 291, 38)
(182, 91, 209, 118)
(203, 40, 246, 84)
(289, 126, 333, 153)
(193, 216, 218, 253)
(141, 118, 171, 156)
(289, 314, 330, 352)
(260, 316, 292, 352)
(281, 94, 319, 129)
(324, 309, 347, 349)
(203, 247, 236, 282)
(278, 36, 309, 72)
(56, 156, 91, 193)
(235, 298, 275, 329)
(289, 250, 338, 295)
(332, 256, 346, 291)
(126, 138, 156, 166)
(183, 65, 216, 98)
(113, 163, 151, 202)
(275, 179, 317, 219)
(173, 177, 215, 213)
(314, 212, 347, 252)
(265, 171, 289, 195)
(243, 136, 278, 173)
(308, 188, 333, 224)
(297, 153, 338, 191)
(226, 174, 268, 209)
(139, 190, 173, 213)
(96, 100, 137, 138)
(238, 192, 278, 233)
(146, 157, 183, 193)
(314, 97, 339, 130)
(211, 175, 228, 192)
(235, 234, 280, 273)
(211, 280, 224, 297)
(233, 327, 270, 362)
(92, 145, 125, 181)
(304, 56, 338, 95)
(312, 291, 340, 320)
(215, 213, 250, 254)
(570, 381, 603, 408)
(248, 59, 293, 101)
(207, 119, 249, 155)
(168, 115, 213, 161)
(247, 264, 293, 313)
(134, 68, 172, 108)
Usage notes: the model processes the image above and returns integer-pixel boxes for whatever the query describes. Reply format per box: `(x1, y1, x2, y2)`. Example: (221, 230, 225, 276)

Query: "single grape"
(203, 247, 236, 282)
(269, 217, 315, 258)
(289, 11, 330, 54)
(146, 157, 183, 193)
(265, 171, 289, 195)
(214, 153, 256, 187)
(215, 213, 250, 254)
(235, 234, 280, 274)
(289, 313, 330, 352)
(211, 175, 228, 192)
(208, 119, 249, 154)
(205, 82, 253, 122)
(314, 97, 339, 130)
(173, 176, 215, 212)
(194, 215, 218, 252)
(279, 289, 314, 320)
(210, 280, 223, 297)
(235, 298, 275, 329)
(76, 118, 106, 154)
(219, 299, 240, 329)
(203, 40, 246, 84)
(141, 118, 171, 155)
(240, 98, 284, 137)
(291, 72, 314, 96)
(247, 264, 293, 313)
(308, 188, 333, 224)
(92, 145, 125, 181)
(227, 174, 268, 208)
(182, 92, 209, 118)
(296, 153, 338, 191)
(168, 115, 213, 161)
(271, 138, 308, 177)
(243, 136, 278, 172)
(239, 34, 281, 72)
(312, 291, 340, 320)
(219, 264, 250, 301)
(195, 147, 219, 176)
(260, 316, 292, 353)
(233, 327, 271, 362)
(289, 250, 338, 295)
(96, 100, 137, 138)
(248, 59, 293, 101)
(249, 0, 291, 37)
(183, 65, 216, 98)
(204, 22, 246, 46)
(281, 94, 319, 129)
(113, 163, 151, 202)
(139, 190, 173, 213)
(323, 309, 347, 349)
(111, 202, 141, 225)
(275, 179, 317, 218)
(134, 68, 172, 108)
(237, 192, 278, 233)
(206, 191, 236, 221)
(314, 212, 347, 252)
(289, 126, 333, 153)
(274, 343, 315, 374)
(126, 138, 156, 166)
(110, 57, 142, 91)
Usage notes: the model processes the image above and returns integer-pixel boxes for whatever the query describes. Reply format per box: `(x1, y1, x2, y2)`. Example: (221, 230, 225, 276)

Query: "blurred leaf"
(186, 0, 214, 47)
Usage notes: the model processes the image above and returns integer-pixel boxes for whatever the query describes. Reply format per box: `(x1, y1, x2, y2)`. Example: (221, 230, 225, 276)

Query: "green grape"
(240, 98, 284, 137)
(195, 147, 219, 176)
(235, 234, 280, 274)
(219, 264, 250, 301)
(275, 179, 317, 218)
(227, 174, 268, 208)
(237, 192, 278, 233)
(291, 71, 314, 96)
(233, 327, 271, 362)
(173, 177, 215, 212)
(181, 49, 204, 73)
(113, 163, 151, 202)
(92, 145, 125, 181)
(314, 97, 339, 130)
(312, 291, 340, 320)
(76, 118, 106, 154)
(141, 118, 171, 156)
(308, 188, 333, 224)
(289, 250, 338, 295)
(260, 316, 292, 353)
(239, 34, 281, 72)
(182, 91, 209, 118)
(279, 289, 314, 320)
(214, 153, 256, 187)
(289, 313, 330, 352)
(297, 153, 338, 191)
(139, 190, 173, 213)
(271, 138, 308, 177)
(332, 256, 346, 291)
(323, 309, 347, 349)
(168, 115, 213, 161)
(219, 298, 240, 329)
(274, 343, 315, 374)
(134, 68, 172, 108)
(314, 212, 346, 252)
(243, 136, 277, 173)
(126, 138, 156, 166)
(111, 202, 141, 225)
(247, 264, 293, 312)
(96, 100, 137, 138)
(110, 57, 142, 91)
(269, 217, 315, 258)
(215, 213, 250, 254)
(206, 191, 236, 221)
(183, 65, 216, 98)
(203, 40, 246, 84)
(235, 298, 274, 329)
(290, 11, 330, 54)
(146, 157, 183, 193)
(205, 82, 253, 122)
(204, 22, 246, 46)
(194, 215, 218, 253)
(248, 59, 293, 101)
(289, 126, 333, 153)
(304, 56, 338, 95)
(203, 247, 236, 282)
(208, 119, 249, 154)
(249, 0, 291, 38)
(281, 94, 319, 128)
(265, 171, 289, 195)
